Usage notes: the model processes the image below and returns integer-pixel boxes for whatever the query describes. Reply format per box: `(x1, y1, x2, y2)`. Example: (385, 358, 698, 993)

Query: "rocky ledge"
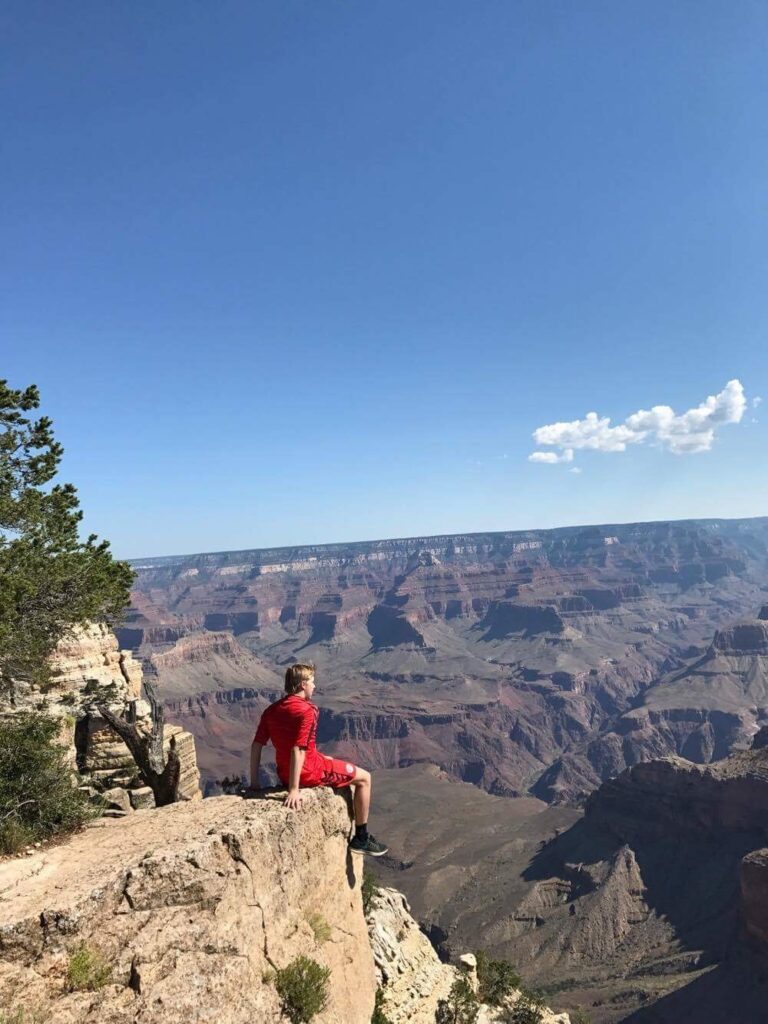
(0, 789, 374, 1023)
(368, 886, 570, 1024)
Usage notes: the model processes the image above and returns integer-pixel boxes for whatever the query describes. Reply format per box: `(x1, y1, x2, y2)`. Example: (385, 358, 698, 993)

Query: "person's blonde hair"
(284, 663, 315, 695)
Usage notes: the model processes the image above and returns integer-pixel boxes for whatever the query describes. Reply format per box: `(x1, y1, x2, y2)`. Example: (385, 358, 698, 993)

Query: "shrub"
(307, 911, 331, 943)
(371, 987, 393, 1024)
(435, 978, 479, 1024)
(275, 955, 331, 1023)
(0, 712, 96, 854)
(475, 949, 521, 1005)
(499, 989, 545, 1024)
(571, 1010, 592, 1024)
(65, 944, 112, 992)
(362, 865, 378, 915)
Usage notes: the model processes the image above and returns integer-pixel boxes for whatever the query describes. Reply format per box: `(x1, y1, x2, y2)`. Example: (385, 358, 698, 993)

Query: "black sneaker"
(349, 834, 389, 857)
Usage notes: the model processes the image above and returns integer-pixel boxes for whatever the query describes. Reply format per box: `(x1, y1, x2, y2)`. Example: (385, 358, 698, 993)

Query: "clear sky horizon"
(3, 1, 767, 559)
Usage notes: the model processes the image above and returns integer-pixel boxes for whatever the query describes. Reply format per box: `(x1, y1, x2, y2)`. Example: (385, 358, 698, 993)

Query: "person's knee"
(355, 768, 371, 786)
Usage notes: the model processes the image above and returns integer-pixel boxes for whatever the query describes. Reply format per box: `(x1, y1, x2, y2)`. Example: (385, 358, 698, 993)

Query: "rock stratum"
(368, 886, 570, 1024)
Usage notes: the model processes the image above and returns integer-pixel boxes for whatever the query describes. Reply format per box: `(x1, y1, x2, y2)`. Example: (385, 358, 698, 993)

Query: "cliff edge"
(0, 789, 375, 1023)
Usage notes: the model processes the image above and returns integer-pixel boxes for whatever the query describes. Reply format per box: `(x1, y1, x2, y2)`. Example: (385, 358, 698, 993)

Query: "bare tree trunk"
(99, 679, 181, 806)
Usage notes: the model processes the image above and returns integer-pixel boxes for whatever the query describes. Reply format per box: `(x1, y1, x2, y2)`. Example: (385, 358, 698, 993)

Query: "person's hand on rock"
(284, 788, 304, 810)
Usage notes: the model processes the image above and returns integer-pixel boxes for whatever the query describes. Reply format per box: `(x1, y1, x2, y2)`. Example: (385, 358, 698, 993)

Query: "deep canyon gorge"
(119, 517, 768, 1020)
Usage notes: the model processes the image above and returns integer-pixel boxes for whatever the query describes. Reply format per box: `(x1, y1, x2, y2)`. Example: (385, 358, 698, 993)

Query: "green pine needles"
(435, 978, 480, 1024)
(475, 949, 522, 1006)
(0, 379, 133, 695)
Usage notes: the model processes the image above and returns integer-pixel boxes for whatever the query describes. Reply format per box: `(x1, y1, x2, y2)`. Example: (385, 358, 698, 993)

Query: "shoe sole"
(349, 846, 389, 857)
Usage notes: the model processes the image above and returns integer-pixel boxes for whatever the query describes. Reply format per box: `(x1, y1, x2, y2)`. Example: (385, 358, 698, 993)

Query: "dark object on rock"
(99, 679, 181, 807)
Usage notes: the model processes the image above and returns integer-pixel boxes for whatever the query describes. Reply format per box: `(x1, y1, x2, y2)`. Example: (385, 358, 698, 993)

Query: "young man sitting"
(250, 663, 388, 857)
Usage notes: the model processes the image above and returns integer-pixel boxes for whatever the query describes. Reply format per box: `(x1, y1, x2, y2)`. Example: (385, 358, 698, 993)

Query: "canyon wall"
(122, 518, 768, 802)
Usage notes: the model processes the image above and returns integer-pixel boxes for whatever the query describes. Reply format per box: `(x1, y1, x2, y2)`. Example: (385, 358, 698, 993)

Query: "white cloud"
(754, 396, 763, 408)
(528, 448, 574, 464)
(529, 379, 747, 465)
(569, 466, 583, 475)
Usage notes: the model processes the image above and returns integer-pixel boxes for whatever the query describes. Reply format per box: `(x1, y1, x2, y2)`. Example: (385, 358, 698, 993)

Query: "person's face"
(302, 675, 316, 699)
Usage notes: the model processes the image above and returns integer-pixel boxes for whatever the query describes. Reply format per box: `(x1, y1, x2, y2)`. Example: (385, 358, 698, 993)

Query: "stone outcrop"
(0, 789, 374, 1023)
(711, 619, 768, 655)
(367, 886, 569, 1024)
(1, 624, 201, 810)
(585, 747, 768, 839)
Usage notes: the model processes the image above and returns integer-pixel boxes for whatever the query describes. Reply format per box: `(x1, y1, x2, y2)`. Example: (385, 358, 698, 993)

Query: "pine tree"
(0, 379, 133, 695)
(435, 978, 479, 1024)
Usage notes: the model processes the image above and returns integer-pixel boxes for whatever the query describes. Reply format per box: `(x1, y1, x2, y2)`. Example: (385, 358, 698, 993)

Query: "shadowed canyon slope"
(122, 518, 768, 799)
(372, 744, 768, 1023)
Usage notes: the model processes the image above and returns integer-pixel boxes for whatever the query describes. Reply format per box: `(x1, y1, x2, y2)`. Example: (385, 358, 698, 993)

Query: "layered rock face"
(123, 518, 768, 800)
(0, 624, 201, 809)
(0, 789, 374, 1023)
(740, 848, 768, 947)
(537, 607, 768, 804)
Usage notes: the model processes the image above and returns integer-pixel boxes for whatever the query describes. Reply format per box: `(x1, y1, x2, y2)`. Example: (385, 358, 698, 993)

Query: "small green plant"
(362, 865, 378, 915)
(571, 1010, 592, 1024)
(65, 944, 112, 992)
(435, 978, 479, 1024)
(307, 911, 331, 943)
(475, 949, 521, 1006)
(275, 955, 331, 1023)
(500, 989, 545, 1024)
(0, 712, 97, 854)
(371, 987, 393, 1024)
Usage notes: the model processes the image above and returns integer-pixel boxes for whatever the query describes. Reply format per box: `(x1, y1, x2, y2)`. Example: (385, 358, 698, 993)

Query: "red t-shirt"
(254, 695, 324, 786)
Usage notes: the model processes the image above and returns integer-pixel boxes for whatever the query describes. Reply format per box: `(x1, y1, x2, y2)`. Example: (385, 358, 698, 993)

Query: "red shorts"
(306, 756, 358, 789)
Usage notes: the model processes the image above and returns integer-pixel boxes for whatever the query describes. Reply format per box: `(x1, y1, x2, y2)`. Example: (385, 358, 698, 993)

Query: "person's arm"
(250, 710, 270, 790)
(285, 746, 306, 809)
(249, 740, 264, 790)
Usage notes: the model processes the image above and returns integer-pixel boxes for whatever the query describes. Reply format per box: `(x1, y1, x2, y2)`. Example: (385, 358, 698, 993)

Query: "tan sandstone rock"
(0, 789, 375, 1024)
(1, 623, 202, 805)
(367, 886, 569, 1024)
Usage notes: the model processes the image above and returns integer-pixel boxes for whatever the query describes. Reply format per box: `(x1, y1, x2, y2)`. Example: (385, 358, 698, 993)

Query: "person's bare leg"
(352, 768, 371, 825)
(348, 767, 387, 855)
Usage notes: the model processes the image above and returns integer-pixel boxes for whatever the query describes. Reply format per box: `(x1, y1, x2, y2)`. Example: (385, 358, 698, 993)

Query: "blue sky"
(2, 1, 767, 558)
